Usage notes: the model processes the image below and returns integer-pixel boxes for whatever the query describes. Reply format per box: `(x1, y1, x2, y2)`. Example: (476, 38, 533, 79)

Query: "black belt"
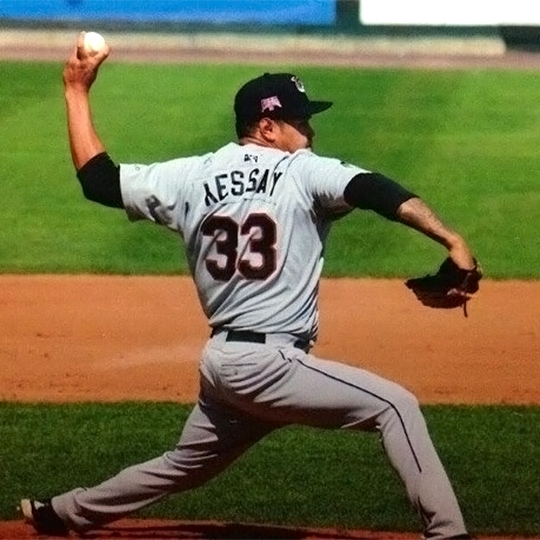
(211, 329, 310, 351)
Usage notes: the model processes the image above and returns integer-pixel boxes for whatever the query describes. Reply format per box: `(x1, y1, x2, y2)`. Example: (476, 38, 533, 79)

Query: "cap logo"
(261, 95, 282, 112)
(291, 76, 305, 93)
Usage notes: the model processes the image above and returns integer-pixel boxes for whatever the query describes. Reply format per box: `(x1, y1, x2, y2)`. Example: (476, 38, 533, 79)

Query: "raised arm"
(62, 33, 123, 208)
(63, 32, 110, 170)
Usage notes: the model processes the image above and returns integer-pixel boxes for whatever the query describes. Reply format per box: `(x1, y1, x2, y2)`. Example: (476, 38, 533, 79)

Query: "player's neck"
(238, 136, 275, 149)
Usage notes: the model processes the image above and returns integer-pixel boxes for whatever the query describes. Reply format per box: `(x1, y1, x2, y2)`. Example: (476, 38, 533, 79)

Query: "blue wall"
(0, 1, 336, 25)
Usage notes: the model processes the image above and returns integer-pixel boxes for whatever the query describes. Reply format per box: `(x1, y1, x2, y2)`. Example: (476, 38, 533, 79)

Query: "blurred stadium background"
(1, 0, 540, 64)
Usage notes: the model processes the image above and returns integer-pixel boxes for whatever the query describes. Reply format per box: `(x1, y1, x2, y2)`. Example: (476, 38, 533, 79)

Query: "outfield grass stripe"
(2, 62, 540, 277)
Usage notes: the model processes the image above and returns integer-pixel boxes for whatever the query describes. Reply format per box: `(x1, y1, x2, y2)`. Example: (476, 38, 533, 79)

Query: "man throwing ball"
(20, 32, 478, 540)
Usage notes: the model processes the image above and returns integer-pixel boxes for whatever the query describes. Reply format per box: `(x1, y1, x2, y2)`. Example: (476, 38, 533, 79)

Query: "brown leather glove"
(405, 257, 482, 316)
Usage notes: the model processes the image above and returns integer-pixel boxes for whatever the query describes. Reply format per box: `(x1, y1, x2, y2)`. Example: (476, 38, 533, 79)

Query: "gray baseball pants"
(52, 332, 468, 539)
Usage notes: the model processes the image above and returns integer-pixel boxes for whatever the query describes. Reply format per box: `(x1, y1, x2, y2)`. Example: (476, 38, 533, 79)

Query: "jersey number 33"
(201, 213, 277, 281)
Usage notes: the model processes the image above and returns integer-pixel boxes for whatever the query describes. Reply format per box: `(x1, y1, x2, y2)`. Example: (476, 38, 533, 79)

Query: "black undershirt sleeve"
(76, 152, 124, 208)
(343, 172, 417, 221)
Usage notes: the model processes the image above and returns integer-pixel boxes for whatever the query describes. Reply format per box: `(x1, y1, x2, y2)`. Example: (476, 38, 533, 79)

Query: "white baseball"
(83, 31, 106, 56)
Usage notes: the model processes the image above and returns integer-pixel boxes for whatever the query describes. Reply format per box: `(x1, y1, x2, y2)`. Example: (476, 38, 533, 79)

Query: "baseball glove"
(405, 257, 482, 316)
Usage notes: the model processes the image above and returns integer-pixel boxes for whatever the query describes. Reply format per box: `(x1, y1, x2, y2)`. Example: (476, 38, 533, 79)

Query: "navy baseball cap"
(234, 72, 332, 123)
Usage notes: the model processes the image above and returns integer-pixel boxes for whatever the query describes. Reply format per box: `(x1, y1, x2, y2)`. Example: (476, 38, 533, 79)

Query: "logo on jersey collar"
(261, 95, 282, 113)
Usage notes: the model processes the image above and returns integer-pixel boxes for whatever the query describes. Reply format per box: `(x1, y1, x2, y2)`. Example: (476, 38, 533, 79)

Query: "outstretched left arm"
(343, 173, 476, 270)
(395, 196, 476, 271)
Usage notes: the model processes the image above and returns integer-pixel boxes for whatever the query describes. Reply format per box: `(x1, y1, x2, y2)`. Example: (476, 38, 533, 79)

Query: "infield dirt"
(1, 275, 539, 406)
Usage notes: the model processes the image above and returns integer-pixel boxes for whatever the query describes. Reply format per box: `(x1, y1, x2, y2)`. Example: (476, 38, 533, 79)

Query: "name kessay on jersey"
(204, 167, 283, 206)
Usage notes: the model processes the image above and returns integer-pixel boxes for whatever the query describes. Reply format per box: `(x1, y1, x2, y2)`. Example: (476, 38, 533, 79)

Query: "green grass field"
(3, 403, 540, 536)
(2, 60, 540, 536)
(2, 61, 540, 277)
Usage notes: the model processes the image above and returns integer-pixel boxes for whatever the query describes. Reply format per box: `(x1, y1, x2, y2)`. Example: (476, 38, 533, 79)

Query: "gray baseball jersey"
(51, 142, 468, 540)
(121, 142, 364, 341)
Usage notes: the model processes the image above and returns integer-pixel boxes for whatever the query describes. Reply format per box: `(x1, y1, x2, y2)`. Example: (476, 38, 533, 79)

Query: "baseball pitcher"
(20, 32, 480, 540)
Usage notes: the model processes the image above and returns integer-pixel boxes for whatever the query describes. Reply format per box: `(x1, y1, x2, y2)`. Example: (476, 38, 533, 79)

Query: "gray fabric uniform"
(52, 142, 468, 539)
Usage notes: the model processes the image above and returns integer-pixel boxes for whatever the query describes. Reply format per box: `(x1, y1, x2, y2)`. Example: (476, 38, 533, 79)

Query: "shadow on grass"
(83, 519, 390, 539)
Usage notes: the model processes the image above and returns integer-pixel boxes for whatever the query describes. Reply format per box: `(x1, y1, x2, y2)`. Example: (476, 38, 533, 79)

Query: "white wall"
(360, 0, 540, 26)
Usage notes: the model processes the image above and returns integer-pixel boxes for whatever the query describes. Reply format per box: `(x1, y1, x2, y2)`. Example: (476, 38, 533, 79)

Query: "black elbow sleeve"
(343, 173, 417, 220)
(76, 152, 123, 208)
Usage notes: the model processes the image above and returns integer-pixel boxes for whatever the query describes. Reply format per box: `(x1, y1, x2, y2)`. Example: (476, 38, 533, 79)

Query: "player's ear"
(258, 117, 279, 142)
